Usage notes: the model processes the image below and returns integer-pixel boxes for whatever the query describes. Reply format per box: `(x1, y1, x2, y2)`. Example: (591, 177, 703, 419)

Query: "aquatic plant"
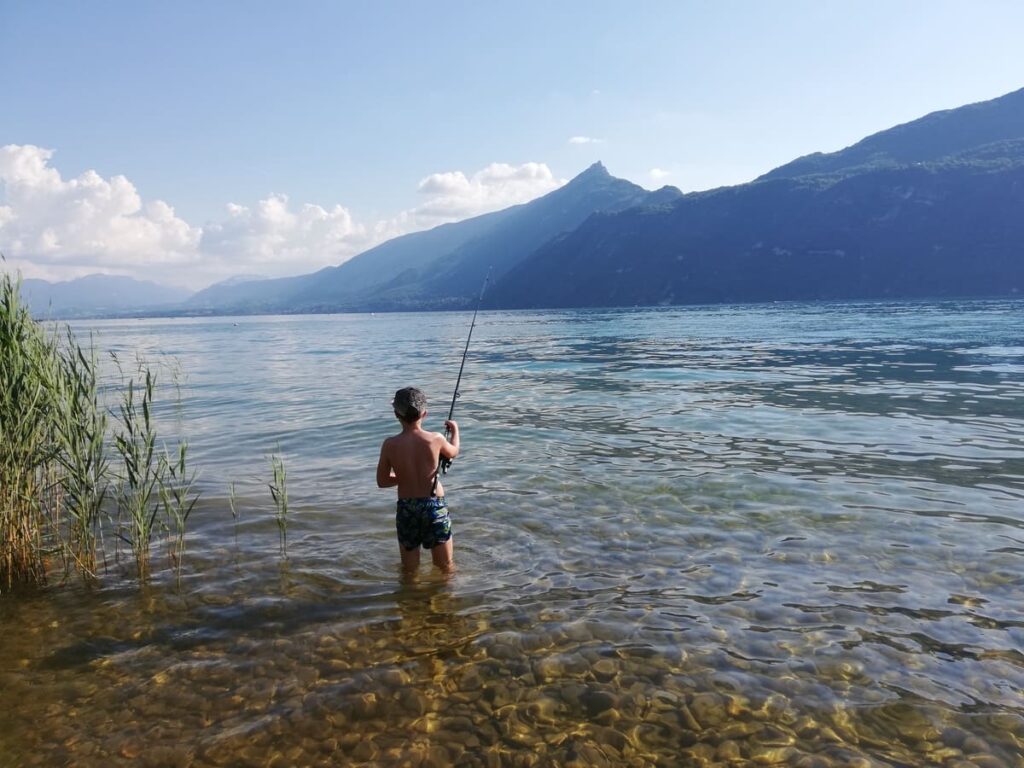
(268, 453, 289, 557)
(159, 440, 199, 582)
(112, 369, 165, 581)
(0, 271, 59, 589)
(50, 329, 109, 579)
(1, 270, 114, 588)
(228, 481, 239, 541)
(2, 267, 254, 592)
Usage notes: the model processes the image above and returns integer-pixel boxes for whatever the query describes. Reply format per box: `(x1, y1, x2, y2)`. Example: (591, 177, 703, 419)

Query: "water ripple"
(1, 299, 1020, 766)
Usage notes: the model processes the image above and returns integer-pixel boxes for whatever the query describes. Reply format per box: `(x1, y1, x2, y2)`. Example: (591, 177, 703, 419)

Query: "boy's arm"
(439, 420, 460, 460)
(376, 441, 398, 488)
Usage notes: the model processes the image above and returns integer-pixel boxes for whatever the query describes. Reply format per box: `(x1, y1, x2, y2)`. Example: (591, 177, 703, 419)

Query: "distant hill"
(185, 271, 313, 312)
(760, 87, 1024, 181)
(186, 163, 680, 313)
(17, 274, 192, 317)
(486, 87, 1024, 308)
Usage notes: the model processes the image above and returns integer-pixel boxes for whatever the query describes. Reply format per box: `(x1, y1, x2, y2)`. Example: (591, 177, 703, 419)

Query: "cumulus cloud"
(649, 167, 672, 181)
(407, 162, 564, 225)
(198, 194, 373, 277)
(569, 136, 604, 145)
(0, 144, 199, 282)
(0, 146, 565, 290)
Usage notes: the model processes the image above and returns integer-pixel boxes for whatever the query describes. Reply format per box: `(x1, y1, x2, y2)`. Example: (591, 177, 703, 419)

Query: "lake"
(2, 300, 1023, 766)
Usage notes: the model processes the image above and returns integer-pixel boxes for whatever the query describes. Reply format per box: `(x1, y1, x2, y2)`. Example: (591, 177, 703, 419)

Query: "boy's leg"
(400, 545, 420, 572)
(426, 499, 453, 572)
(430, 538, 454, 572)
(396, 500, 421, 572)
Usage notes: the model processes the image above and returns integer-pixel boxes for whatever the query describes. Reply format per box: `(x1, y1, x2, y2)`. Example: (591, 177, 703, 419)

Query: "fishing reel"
(439, 396, 458, 476)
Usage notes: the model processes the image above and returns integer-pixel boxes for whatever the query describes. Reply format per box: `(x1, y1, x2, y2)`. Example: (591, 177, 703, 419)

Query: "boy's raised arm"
(376, 441, 398, 488)
(440, 419, 460, 460)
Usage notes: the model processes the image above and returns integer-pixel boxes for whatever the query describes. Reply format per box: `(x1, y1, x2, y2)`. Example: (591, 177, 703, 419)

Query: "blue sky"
(2, 1, 1023, 289)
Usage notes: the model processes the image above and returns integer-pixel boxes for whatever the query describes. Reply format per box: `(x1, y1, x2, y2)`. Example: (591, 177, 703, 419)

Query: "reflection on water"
(2, 300, 1023, 766)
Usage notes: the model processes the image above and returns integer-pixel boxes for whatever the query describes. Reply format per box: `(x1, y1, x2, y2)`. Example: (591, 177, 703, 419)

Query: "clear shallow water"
(2, 300, 1023, 767)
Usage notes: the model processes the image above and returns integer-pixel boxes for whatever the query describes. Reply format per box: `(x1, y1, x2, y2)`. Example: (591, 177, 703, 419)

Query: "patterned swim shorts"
(396, 496, 452, 551)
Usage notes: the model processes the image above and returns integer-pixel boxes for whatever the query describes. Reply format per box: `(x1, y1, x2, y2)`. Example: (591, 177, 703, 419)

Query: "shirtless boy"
(376, 387, 460, 573)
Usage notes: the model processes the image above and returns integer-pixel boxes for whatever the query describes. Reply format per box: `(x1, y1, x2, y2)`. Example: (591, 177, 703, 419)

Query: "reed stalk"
(1, 271, 60, 589)
(51, 329, 109, 579)
(228, 481, 239, 546)
(112, 369, 165, 582)
(159, 440, 199, 583)
(108, 352, 202, 585)
(268, 454, 289, 557)
(2, 267, 225, 592)
(2, 270, 112, 588)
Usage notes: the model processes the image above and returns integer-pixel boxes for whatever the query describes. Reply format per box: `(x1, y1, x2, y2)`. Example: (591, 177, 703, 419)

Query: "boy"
(377, 387, 460, 573)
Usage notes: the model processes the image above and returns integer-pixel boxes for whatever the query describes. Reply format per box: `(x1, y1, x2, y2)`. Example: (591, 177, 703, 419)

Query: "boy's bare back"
(376, 387, 459, 499)
(378, 426, 456, 498)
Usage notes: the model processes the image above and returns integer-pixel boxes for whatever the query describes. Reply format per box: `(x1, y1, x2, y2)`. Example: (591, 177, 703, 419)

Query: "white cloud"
(569, 136, 604, 145)
(0, 145, 199, 281)
(408, 162, 564, 225)
(198, 194, 373, 278)
(0, 145, 566, 290)
(649, 167, 672, 181)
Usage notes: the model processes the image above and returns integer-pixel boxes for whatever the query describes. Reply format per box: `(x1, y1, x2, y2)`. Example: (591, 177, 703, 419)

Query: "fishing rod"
(432, 268, 492, 495)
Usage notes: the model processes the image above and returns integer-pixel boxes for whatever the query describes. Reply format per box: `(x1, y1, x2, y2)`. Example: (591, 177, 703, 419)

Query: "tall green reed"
(2, 267, 204, 591)
(1, 270, 114, 588)
(110, 352, 200, 582)
(50, 329, 109, 579)
(268, 453, 289, 557)
(113, 371, 158, 580)
(159, 441, 199, 583)
(0, 272, 57, 589)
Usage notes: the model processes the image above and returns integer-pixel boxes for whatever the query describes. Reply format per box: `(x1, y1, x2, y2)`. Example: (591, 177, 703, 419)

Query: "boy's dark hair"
(393, 387, 428, 422)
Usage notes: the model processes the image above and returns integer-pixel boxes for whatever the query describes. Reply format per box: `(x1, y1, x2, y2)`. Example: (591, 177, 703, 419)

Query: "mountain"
(300, 163, 679, 311)
(81, 88, 1024, 317)
(18, 274, 192, 317)
(187, 163, 680, 313)
(760, 87, 1024, 181)
(486, 87, 1024, 308)
(282, 206, 519, 311)
(186, 272, 313, 311)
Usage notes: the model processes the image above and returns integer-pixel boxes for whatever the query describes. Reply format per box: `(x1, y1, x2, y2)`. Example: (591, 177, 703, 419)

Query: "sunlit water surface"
(2, 301, 1023, 767)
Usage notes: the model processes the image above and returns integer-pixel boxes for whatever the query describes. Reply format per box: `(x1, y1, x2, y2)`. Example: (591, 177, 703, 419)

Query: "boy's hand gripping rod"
(432, 268, 491, 496)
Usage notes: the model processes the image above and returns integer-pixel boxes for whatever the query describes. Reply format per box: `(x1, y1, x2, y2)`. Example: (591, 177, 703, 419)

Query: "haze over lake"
(2, 299, 1023, 766)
